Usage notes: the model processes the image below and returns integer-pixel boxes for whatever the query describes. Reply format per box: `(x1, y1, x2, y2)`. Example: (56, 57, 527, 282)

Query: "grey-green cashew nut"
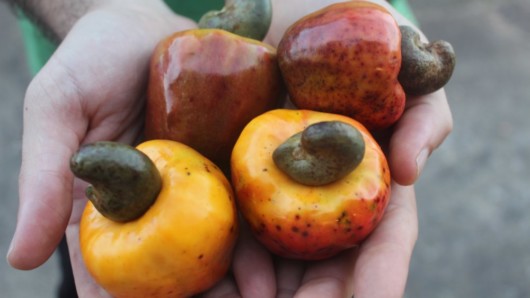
(198, 0, 272, 41)
(273, 121, 365, 186)
(70, 141, 161, 222)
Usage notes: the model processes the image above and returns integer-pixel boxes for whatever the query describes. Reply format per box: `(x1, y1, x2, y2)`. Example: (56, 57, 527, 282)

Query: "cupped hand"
(7, 1, 196, 296)
(199, 1, 453, 297)
(7, 0, 453, 297)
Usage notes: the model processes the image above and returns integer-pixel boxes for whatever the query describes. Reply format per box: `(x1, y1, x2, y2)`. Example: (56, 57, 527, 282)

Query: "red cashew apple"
(277, 1, 405, 130)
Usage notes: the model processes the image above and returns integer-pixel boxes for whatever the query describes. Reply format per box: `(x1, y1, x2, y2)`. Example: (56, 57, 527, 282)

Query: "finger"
(352, 183, 418, 298)
(294, 248, 359, 298)
(275, 257, 305, 298)
(196, 274, 240, 298)
(7, 65, 87, 270)
(389, 89, 453, 185)
(232, 221, 277, 298)
(63, 180, 112, 297)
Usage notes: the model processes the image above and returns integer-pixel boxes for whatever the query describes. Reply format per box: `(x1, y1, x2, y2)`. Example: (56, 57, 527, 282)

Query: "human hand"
(199, 1, 452, 297)
(7, 0, 453, 297)
(7, 1, 196, 296)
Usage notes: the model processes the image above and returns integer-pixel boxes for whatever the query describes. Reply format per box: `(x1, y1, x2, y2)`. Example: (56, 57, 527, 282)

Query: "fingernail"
(416, 148, 430, 178)
(6, 238, 14, 264)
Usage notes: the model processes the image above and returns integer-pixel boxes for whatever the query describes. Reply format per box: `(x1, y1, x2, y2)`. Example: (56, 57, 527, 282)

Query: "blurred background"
(1, 0, 529, 297)
(0, 3, 61, 297)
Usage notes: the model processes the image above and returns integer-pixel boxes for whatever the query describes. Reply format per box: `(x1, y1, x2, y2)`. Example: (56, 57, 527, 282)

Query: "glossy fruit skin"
(145, 29, 284, 170)
(231, 109, 390, 260)
(80, 140, 238, 298)
(277, 1, 405, 130)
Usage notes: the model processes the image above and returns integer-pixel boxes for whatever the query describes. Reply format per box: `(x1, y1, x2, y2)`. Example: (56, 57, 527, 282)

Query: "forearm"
(4, 0, 193, 44)
(4, 0, 100, 42)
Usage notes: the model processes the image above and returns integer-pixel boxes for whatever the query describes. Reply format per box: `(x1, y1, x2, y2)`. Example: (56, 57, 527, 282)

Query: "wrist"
(8, 0, 100, 42)
(13, 0, 197, 43)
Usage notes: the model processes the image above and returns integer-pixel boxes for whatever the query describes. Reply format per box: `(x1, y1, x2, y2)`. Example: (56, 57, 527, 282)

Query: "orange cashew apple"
(231, 109, 391, 260)
(70, 140, 238, 298)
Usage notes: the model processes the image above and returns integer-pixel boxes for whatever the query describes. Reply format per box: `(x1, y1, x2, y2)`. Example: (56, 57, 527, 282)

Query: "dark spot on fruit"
(276, 225, 282, 231)
(302, 231, 309, 237)
(198, 254, 204, 259)
(292, 226, 300, 233)
(337, 211, 351, 225)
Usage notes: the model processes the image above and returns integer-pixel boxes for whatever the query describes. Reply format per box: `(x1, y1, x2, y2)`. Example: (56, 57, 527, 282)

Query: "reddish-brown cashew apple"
(277, 1, 405, 130)
(145, 0, 284, 170)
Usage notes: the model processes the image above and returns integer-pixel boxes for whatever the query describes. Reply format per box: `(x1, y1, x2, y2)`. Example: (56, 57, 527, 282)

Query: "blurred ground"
(1, 0, 529, 297)
(407, 0, 530, 297)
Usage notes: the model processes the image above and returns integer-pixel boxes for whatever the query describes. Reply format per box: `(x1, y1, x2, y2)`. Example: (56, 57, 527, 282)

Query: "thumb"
(7, 64, 86, 270)
(389, 89, 453, 185)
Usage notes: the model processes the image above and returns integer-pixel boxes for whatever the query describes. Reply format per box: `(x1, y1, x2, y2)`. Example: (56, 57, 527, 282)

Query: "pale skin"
(6, 0, 452, 297)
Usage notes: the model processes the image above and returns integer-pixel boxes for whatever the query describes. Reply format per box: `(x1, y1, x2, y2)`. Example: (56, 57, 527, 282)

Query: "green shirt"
(18, 0, 416, 75)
